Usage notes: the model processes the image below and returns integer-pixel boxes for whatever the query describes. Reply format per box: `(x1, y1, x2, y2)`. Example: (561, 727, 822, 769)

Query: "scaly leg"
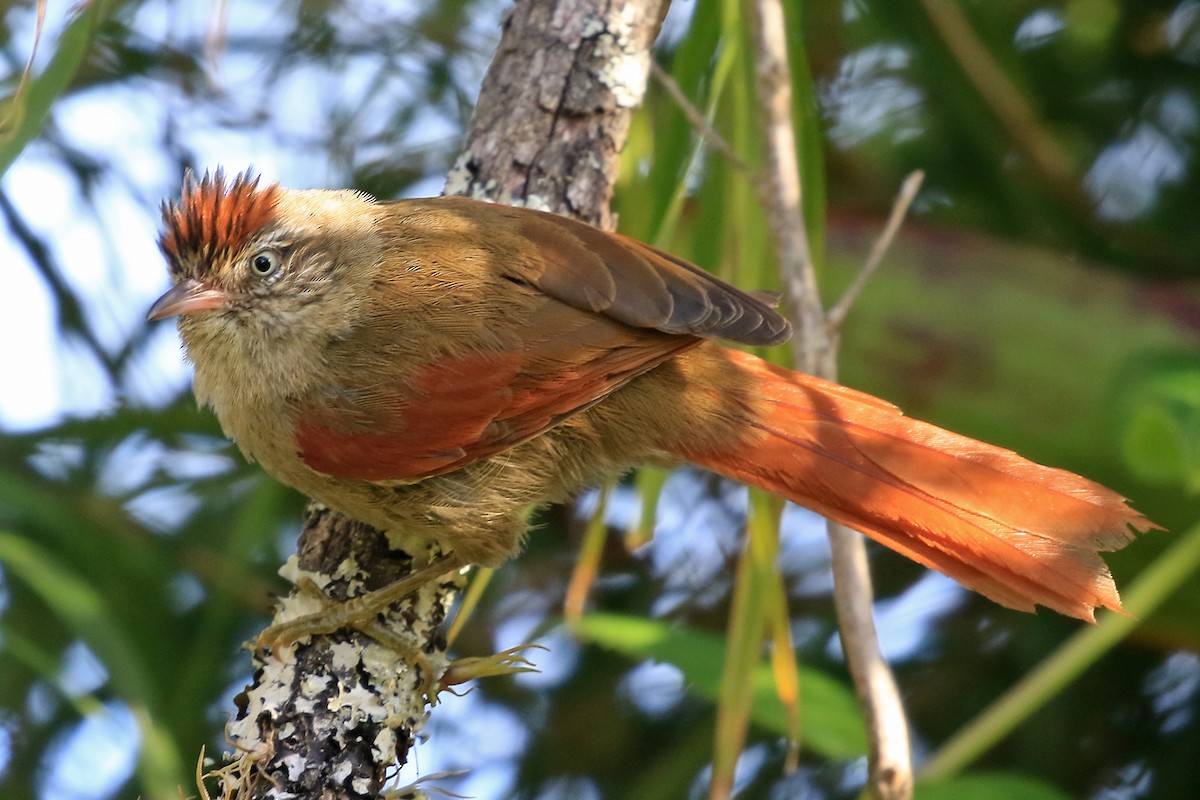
(255, 551, 469, 657)
(255, 549, 544, 703)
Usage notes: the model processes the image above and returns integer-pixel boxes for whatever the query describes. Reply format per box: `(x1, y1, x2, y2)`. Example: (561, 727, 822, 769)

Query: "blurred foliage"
(1, 1, 1198, 799)
(574, 613, 866, 758)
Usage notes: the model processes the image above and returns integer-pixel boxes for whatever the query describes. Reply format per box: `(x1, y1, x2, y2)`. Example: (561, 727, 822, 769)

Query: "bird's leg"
(255, 551, 548, 703)
(255, 551, 468, 661)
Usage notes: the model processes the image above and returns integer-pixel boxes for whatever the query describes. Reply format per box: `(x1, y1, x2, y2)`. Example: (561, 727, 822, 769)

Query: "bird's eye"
(249, 251, 280, 278)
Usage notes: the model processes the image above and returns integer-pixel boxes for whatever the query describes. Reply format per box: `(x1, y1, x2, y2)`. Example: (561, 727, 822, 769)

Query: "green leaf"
(917, 772, 1072, 800)
(574, 612, 867, 759)
(0, 531, 187, 798)
(1119, 365, 1200, 492)
(710, 488, 775, 796)
(0, 0, 124, 178)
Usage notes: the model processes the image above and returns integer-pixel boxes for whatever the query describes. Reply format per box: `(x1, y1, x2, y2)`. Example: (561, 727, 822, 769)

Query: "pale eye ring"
(249, 251, 280, 278)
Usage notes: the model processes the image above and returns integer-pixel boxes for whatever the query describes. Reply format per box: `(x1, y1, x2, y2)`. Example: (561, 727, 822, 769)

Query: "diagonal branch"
(827, 170, 925, 331)
(650, 60, 752, 176)
(918, 0, 1076, 197)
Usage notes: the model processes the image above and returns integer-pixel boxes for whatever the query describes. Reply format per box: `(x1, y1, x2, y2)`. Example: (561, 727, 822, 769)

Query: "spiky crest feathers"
(158, 168, 281, 275)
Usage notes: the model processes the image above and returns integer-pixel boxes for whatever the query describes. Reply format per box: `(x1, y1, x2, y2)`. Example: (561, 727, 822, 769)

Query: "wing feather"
(294, 197, 785, 481)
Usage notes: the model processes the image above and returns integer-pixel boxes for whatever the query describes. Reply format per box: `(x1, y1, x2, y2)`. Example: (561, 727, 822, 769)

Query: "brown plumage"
(151, 169, 1154, 622)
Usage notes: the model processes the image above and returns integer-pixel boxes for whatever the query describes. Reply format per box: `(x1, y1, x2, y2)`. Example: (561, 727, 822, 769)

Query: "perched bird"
(150, 169, 1152, 641)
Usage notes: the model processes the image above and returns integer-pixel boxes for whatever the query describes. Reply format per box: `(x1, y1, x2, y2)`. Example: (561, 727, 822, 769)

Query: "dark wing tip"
(619, 237, 793, 346)
(727, 302, 792, 346)
(159, 167, 281, 265)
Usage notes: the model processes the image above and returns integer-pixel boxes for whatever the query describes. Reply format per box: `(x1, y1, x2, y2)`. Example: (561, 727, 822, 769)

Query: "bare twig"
(827, 170, 925, 331)
(827, 523, 913, 800)
(748, 1, 914, 797)
(649, 60, 752, 175)
(746, 0, 824, 372)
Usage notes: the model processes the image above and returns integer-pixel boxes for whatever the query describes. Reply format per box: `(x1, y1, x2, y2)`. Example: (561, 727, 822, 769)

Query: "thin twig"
(748, 1, 914, 798)
(747, 0, 823, 372)
(827, 170, 925, 331)
(650, 60, 752, 175)
(827, 523, 913, 800)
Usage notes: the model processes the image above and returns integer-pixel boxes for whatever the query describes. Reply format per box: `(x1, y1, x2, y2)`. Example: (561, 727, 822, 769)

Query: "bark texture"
(218, 1, 664, 797)
(446, 0, 665, 225)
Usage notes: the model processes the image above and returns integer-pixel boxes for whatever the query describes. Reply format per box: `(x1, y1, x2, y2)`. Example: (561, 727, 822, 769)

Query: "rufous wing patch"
(295, 332, 698, 482)
(296, 352, 521, 481)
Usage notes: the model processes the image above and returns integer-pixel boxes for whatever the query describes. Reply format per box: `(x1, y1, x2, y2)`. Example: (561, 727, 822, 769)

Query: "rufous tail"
(673, 349, 1154, 621)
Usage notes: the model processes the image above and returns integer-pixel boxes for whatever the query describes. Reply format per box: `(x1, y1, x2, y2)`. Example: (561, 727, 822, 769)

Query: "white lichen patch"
(273, 557, 335, 623)
(331, 555, 367, 583)
(520, 194, 556, 213)
(591, 4, 651, 108)
(329, 681, 387, 718)
(594, 41, 649, 107)
(293, 674, 329, 715)
(226, 655, 298, 749)
(331, 760, 353, 784)
(442, 157, 474, 197)
(281, 753, 309, 782)
(300, 673, 331, 696)
(277, 555, 312, 585)
(373, 728, 397, 762)
(329, 640, 365, 672)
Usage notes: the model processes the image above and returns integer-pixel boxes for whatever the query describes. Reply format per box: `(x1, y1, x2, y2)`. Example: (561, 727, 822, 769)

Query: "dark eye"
(250, 251, 279, 278)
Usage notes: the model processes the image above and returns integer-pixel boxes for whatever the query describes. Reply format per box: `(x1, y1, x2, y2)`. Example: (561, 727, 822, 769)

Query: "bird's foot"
(253, 552, 468, 697)
(437, 644, 547, 698)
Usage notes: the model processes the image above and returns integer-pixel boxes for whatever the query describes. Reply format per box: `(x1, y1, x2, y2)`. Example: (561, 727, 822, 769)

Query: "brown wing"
(295, 198, 788, 481)
(435, 197, 792, 346)
(297, 307, 697, 481)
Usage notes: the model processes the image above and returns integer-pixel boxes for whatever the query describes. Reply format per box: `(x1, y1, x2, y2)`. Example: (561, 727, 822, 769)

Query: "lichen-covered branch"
(220, 507, 455, 800)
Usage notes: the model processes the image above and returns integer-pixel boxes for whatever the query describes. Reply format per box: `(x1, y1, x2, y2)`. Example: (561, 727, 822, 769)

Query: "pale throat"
(185, 309, 329, 417)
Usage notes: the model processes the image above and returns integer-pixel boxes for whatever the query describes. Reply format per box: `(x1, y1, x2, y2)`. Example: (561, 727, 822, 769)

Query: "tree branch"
(649, 60, 752, 176)
(447, 0, 665, 226)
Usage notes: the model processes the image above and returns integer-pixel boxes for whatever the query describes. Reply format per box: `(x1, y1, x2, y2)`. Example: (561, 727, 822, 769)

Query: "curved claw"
(439, 643, 549, 691)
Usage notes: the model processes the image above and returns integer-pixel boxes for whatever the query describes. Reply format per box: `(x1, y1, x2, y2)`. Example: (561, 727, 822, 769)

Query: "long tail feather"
(673, 349, 1155, 621)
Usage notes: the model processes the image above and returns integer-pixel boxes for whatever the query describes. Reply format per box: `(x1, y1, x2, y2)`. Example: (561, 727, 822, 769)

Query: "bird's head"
(150, 169, 380, 344)
(150, 169, 382, 403)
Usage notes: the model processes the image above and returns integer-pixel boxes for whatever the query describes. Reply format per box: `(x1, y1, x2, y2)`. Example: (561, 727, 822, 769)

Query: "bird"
(148, 169, 1152, 647)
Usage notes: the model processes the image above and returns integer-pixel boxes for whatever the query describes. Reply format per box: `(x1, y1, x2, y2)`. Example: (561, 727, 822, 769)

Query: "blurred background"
(1, 0, 1198, 798)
